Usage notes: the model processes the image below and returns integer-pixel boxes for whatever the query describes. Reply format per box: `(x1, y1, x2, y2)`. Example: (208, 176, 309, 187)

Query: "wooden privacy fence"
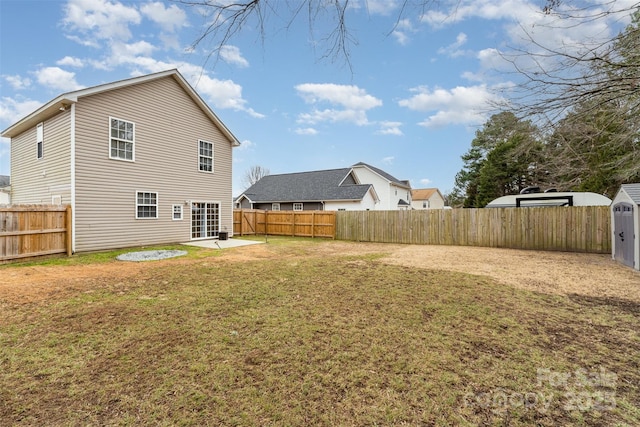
(234, 209, 336, 238)
(0, 205, 72, 261)
(336, 206, 611, 253)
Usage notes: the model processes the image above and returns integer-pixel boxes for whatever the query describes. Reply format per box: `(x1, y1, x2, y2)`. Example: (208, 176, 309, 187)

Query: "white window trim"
(37, 122, 44, 159)
(198, 139, 214, 173)
(172, 204, 183, 221)
(135, 191, 158, 219)
(293, 203, 303, 211)
(109, 116, 135, 162)
(272, 203, 280, 211)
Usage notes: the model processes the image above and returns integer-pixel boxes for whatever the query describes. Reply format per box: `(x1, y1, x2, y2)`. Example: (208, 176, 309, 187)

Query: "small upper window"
(293, 203, 303, 211)
(110, 117, 134, 161)
(37, 123, 44, 159)
(136, 191, 158, 219)
(172, 204, 183, 220)
(199, 140, 213, 172)
(272, 203, 280, 211)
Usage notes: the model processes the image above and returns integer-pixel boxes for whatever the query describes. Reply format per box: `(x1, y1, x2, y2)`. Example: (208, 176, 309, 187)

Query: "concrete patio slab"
(182, 238, 264, 249)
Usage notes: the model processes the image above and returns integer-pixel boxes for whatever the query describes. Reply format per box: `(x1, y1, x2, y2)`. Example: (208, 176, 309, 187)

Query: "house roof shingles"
(242, 168, 373, 203)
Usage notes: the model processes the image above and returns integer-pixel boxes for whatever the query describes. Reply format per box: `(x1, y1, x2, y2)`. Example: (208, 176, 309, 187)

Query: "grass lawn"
(1, 238, 638, 426)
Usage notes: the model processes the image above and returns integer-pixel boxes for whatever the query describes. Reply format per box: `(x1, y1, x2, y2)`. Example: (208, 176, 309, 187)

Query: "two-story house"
(1, 69, 240, 252)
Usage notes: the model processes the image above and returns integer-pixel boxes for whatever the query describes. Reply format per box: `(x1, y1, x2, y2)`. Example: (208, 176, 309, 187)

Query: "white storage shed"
(611, 184, 640, 271)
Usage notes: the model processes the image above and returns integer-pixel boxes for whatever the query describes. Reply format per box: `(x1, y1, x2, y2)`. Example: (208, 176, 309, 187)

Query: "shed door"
(613, 203, 634, 268)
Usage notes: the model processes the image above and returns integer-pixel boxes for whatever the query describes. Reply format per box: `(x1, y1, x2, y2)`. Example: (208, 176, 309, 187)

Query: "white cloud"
(64, 34, 100, 48)
(366, 0, 400, 16)
(220, 45, 249, 68)
(63, 0, 141, 42)
(235, 139, 255, 151)
(295, 127, 318, 135)
(399, 84, 501, 128)
(0, 97, 44, 126)
(392, 19, 414, 45)
(421, 0, 533, 28)
(112, 40, 157, 59)
(295, 83, 382, 126)
(159, 33, 182, 51)
(376, 121, 403, 135)
(57, 56, 85, 68)
(382, 156, 394, 165)
(476, 48, 507, 70)
(140, 1, 188, 32)
(420, 178, 433, 186)
(188, 72, 265, 118)
(438, 32, 468, 57)
(296, 83, 382, 110)
(34, 67, 84, 92)
(4, 75, 31, 90)
(297, 109, 370, 126)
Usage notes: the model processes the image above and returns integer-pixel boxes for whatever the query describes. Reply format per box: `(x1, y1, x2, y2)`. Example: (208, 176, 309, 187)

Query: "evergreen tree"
(453, 112, 543, 207)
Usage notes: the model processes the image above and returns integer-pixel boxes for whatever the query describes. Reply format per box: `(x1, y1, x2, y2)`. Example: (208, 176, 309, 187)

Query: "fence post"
(66, 204, 73, 256)
(311, 212, 315, 238)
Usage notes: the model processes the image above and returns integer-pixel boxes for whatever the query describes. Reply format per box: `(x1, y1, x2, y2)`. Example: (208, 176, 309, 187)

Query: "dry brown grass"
(1, 238, 638, 426)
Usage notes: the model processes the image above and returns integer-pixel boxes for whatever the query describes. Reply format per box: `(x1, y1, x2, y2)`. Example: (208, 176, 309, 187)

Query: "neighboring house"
(235, 162, 410, 211)
(1, 69, 240, 252)
(411, 188, 446, 209)
(0, 175, 10, 204)
(350, 162, 412, 210)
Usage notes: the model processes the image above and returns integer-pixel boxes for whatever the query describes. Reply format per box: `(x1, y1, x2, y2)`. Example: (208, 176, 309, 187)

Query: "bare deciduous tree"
(503, 5, 640, 190)
(175, 0, 439, 69)
(500, 2, 640, 125)
(242, 165, 270, 189)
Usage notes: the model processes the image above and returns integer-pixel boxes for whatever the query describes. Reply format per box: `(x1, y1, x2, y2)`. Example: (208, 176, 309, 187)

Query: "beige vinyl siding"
(10, 111, 72, 204)
(73, 76, 234, 252)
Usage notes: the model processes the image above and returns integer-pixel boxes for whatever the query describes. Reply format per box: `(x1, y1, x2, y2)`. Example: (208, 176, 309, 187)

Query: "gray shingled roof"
(0, 175, 9, 188)
(352, 162, 411, 188)
(241, 168, 372, 202)
(621, 183, 640, 204)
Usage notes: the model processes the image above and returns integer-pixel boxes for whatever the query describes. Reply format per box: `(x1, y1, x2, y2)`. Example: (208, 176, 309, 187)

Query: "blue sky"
(0, 0, 634, 196)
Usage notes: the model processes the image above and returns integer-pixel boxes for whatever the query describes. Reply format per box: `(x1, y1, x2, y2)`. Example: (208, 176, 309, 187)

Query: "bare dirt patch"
(381, 244, 640, 302)
(1, 241, 638, 304)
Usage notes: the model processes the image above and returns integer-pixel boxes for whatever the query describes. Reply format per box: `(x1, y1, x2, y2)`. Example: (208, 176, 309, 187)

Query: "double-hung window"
(110, 117, 134, 161)
(136, 191, 158, 219)
(199, 140, 213, 172)
(37, 123, 44, 159)
(172, 204, 183, 220)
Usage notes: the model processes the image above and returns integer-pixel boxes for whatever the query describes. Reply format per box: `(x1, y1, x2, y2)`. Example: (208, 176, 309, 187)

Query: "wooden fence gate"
(233, 209, 336, 238)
